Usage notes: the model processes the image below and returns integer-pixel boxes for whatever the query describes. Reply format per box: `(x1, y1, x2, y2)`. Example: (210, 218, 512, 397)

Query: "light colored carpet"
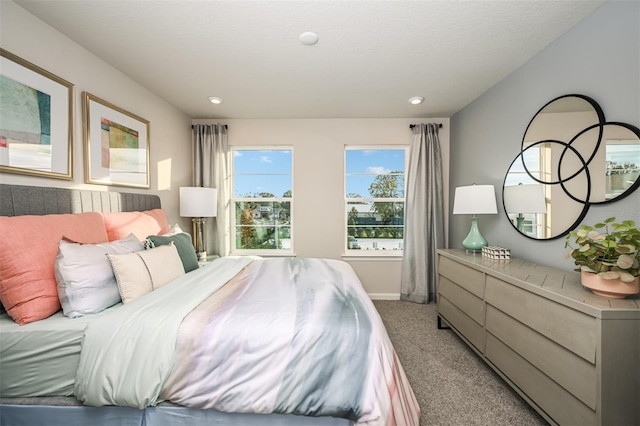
(373, 300, 549, 426)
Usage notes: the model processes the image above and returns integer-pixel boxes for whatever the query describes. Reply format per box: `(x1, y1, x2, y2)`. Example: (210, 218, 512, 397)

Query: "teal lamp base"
(516, 214, 525, 232)
(462, 216, 488, 252)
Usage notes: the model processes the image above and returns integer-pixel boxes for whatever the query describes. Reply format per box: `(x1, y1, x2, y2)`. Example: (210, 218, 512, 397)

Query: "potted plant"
(565, 217, 640, 298)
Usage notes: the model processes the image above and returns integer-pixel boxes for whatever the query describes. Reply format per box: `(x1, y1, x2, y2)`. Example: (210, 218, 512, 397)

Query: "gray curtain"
(400, 123, 444, 303)
(192, 124, 230, 257)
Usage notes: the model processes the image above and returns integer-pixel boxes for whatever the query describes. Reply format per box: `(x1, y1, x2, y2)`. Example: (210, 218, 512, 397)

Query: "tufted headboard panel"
(0, 184, 161, 216)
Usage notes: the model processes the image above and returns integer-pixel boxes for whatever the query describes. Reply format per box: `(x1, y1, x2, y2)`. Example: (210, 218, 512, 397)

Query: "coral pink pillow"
(0, 213, 109, 325)
(102, 209, 170, 242)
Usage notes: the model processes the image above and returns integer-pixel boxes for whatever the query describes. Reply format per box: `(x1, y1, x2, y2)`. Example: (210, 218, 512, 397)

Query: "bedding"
(0, 307, 118, 397)
(101, 209, 170, 242)
(55, 233, 144, 318)
(0, 184, 419, 426)
(73, 257, 420, 425)
(0, 212, 109, 325)
(146, 232, 199, 272)
(107, 243, 185, 303)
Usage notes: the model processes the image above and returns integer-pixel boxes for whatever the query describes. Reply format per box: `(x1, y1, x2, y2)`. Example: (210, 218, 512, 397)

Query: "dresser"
(436, 249, 640, 426)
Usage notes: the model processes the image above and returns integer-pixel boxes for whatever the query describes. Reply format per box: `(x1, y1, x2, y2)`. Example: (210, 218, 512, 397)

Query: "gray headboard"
(0, 184, 161, 216)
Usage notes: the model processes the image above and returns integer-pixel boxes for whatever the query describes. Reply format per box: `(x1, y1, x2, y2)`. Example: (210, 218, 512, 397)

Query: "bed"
(0, 184, 420, 426)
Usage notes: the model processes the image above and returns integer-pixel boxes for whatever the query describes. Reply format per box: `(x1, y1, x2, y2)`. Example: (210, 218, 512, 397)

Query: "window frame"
(344, 146, 408, 257)
(230, 146, 294, 256)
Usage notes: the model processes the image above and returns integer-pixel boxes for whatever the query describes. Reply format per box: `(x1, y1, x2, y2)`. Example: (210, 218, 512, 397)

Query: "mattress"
(0, 305, 118, 397)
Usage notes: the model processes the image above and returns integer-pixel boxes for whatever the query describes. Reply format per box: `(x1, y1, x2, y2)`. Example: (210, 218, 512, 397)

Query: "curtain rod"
(409, 123, 443, 129)
(191, 124, 228, 130)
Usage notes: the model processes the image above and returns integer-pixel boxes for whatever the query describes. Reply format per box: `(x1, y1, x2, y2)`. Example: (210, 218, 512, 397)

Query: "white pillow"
(164, 223, 185, 236)
(55, 233, 143, 318)
(107, 243, 185, 304)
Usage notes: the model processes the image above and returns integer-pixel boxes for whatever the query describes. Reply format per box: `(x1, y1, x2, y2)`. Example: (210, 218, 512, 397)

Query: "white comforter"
(74, 257, 419, 426)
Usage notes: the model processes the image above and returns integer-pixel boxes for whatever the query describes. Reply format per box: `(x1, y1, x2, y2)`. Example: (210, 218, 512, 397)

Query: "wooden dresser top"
(438, 249, 640, 318)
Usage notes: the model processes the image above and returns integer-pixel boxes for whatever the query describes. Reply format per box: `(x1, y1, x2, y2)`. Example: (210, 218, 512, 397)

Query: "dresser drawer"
(486, 305, 596, 409)
(439, 276, 484, 326)
(438, 296, 484, 352)
(486, 333, 597, 425)
(438, 255, 485, 298)
(485, 276, 596, 363)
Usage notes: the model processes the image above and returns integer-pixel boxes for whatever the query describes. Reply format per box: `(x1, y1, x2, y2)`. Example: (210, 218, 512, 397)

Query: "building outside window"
(345, 147, 406, 255)
(231, 148, 292, 254)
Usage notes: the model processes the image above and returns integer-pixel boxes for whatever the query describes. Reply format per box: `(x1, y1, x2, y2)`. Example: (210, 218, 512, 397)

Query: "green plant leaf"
(618, 271, 637, 283)
(598, 271, 621, 280)
(617, 254, 635, 270)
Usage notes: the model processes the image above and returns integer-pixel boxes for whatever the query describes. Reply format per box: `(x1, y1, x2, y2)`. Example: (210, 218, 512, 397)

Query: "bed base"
(0, 403, 352, 426)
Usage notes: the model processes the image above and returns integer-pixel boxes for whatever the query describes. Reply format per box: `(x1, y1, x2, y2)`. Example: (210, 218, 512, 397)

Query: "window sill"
(230, 250, 296, 258)
(341, 252, 403, 261)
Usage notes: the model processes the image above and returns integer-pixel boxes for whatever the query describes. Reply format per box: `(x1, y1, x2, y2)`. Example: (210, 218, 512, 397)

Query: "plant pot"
(581, 271, 640, 299)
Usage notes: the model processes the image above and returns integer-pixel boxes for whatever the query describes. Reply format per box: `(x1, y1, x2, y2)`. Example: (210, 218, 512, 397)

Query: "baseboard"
(368, 293, 401, 300)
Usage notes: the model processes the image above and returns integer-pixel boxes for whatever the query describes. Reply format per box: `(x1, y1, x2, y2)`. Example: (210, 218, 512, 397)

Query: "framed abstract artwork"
(83, 92, 150, 188)
(0, 48, 74, 180)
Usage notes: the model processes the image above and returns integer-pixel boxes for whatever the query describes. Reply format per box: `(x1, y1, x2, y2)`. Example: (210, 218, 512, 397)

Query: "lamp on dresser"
(503, 183, 546, 234)
(180, 186, 217, 261)
(452, 184, 497, 252)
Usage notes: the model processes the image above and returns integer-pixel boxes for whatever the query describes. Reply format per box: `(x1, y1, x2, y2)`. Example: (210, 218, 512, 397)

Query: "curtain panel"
(192, 124, 230, 257)
(400, 123, 445, 303)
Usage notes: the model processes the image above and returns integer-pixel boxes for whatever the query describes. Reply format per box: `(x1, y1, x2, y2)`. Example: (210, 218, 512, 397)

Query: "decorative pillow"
(107, 243, 185, 304)
(146, 232, 199, 273)
(143, 223, 186, 250)
(101, 209, 170, 242)
(54, 233, 144, 318)
(0, 213, 108, 325)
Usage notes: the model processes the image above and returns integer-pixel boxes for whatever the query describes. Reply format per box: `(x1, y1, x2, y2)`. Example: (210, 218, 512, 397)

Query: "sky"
(233, 148, 406, 198)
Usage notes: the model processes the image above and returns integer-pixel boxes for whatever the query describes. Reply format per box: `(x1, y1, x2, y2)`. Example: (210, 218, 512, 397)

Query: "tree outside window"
(231, 148, 292, 252)
(345, 148, 406, 253)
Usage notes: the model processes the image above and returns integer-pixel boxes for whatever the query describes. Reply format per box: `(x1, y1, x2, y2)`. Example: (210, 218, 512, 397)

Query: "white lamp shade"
(180, 187, 217, 217)
(453, 184, 497, 215)
(504, 184, 546, 214)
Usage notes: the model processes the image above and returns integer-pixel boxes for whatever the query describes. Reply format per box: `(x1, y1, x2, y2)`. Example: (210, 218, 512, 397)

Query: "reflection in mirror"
(503, 145, 589, 240)
(602, 126, 640, 202)
(503, 94, 640, 240)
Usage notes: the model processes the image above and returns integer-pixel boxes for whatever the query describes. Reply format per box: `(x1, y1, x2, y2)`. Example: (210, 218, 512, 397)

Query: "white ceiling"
(14, 0, 605, 119)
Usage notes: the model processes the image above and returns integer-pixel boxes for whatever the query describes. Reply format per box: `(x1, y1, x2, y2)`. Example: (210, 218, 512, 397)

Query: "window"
(231, 148, 292, 253)
(605, 140, 640, 199)
(345, 147, 406, 254)
(505, 144, 548, 238)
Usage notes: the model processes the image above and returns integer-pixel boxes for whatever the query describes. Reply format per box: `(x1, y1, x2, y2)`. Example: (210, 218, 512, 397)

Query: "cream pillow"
(107, 243, 185, 304)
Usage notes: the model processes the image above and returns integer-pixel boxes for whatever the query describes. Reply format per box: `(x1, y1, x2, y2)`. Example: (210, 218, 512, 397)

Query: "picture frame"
(0, 48, 74, 180)
(83, 92, 150, 188)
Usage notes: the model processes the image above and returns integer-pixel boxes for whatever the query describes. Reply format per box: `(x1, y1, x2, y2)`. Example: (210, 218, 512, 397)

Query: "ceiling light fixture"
(299, 32, 319, 46)
(409, 96, 425, 105)
(208, 96, 223, 104)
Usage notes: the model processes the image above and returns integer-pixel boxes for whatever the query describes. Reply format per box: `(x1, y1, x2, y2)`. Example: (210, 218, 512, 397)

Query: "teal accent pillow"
(147, 233, 199, 273)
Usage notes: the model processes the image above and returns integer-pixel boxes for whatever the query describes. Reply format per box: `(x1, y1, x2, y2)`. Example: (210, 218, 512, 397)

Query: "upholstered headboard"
(0, 184, 161, 216)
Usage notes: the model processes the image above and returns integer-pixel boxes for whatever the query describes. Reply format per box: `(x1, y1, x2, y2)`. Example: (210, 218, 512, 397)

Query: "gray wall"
(450, 0, 640, 271)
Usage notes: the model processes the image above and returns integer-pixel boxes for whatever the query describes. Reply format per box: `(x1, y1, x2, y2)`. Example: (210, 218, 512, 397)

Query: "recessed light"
(299, 32, 319, 46)
(409, 96, 424, 105)
(208, 96, 223, 104)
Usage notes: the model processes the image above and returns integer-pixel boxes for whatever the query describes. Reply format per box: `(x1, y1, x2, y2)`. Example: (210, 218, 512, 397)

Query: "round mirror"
(503, 94, 640, 240)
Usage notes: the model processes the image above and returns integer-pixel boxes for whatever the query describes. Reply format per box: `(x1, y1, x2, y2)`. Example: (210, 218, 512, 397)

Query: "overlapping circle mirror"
(503, 94, 640, 240)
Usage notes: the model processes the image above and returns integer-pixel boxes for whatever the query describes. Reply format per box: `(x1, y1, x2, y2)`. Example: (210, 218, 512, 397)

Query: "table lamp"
(180, 186, 217, 260)
(503, 183, 547, 233)
(453, 184, 497, 252)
